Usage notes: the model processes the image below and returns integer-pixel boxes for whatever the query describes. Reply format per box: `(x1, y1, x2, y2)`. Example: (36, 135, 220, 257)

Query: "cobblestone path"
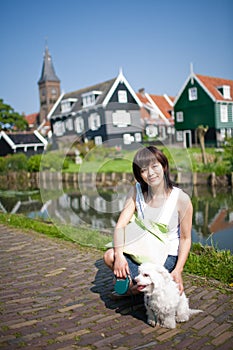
(0, 224, 232, 349)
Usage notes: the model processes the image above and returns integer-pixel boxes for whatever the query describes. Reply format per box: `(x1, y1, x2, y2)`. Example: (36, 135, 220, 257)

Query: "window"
(75, 117, 84, 133)
(146, 125, 158, 138)
(53, 121, 65, 136)
(51, 87, 57, 96)
(220, 105, 228, 122)
(61, 98, 77, 113)
(65, 118, 73, 131)
(88, 113, 101, 131)
(159, 126, 166, 139)
(176, 131, 183, 142)
(188, 87, 198, 101)
(94, 136, 103, 145)
(135, 133, 142, 142)
(112, 110, 131, 127)
(123, 133, 134, 145)
(82, 90, 102, 108)
(176, 111, 184, 122)
(218, 85, 231, 99)
(118, 90, 128, 103)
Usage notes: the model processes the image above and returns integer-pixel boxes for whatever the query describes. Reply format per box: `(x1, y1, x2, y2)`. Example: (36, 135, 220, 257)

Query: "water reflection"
(0, 185, 232, 252)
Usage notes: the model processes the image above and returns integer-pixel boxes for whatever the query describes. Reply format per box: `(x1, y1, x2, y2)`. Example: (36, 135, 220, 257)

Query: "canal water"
(0, 184, 232, 252)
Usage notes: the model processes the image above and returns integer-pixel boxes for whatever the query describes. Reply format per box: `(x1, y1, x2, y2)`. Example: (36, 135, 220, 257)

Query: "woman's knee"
(103, 248, 114, 267)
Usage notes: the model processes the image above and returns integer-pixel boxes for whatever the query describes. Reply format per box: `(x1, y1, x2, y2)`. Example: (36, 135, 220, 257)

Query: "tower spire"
(38, 46, 61, 123)
(38, 46, 60, 84)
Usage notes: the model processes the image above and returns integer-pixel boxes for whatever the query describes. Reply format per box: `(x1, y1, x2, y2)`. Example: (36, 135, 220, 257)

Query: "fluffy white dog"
(135, 262, 202, 329)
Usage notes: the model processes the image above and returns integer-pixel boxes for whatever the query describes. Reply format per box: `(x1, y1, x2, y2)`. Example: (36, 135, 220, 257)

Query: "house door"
(184, 130, 192, 148)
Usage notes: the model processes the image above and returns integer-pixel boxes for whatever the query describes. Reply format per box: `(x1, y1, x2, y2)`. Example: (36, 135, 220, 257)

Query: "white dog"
(135, 263, 202, 329)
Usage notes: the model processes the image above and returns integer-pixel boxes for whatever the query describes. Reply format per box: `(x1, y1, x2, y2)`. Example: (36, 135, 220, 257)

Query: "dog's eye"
(143, 273, 149, 277)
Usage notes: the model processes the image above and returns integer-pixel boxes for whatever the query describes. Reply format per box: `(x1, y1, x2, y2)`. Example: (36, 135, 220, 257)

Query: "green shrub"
(185, 243, 233, 285)
(40, 152, 69, 171)
(27, 154, 42, 172)
(5, 153, 28, 171)
(0, 157, 6, 173)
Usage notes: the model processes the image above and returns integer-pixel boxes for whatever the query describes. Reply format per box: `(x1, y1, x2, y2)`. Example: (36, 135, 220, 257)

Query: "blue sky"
(1, 0, 232, 115)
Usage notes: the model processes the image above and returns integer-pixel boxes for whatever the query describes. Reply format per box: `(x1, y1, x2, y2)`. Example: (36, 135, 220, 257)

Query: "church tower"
(38, 46, 61, 123)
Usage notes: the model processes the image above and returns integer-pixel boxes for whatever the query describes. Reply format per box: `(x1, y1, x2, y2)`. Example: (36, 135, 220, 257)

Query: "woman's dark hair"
(132, 146, 173, 193)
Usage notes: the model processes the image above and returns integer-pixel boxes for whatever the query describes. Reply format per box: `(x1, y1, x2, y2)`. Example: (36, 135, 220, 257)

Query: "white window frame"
(94, 136, 103, 145)
(135, 133, 142, 142)
(146, 125, 158, 138)
(176, 111, 184, 122)
(61, 98, 77, 113)
(88, 113, 101, 131)
(82, 90, 102, 108)
(53, 121, 65, 136)
(218, 85, 231, 99)
(188, 87, 198, 101)
(220, 105, 228, 122)
(123, 133, 134, 145)
(75, 116, 84, 133)
(118, 90, 128, 103)
(159, 126, 166, 139)
(112, 110, 131, 127)
(176, 131, 183, 142)
(65, 118, 73, 131)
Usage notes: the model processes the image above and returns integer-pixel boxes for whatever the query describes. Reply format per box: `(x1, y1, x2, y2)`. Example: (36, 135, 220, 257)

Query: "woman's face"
(140, 160, 164, 187)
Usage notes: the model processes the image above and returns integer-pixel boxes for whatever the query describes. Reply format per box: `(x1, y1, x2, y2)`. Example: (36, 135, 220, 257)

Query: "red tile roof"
(137, 92, 174, 124)
(25, 113, 39, 126)
(149, 95, 174, 121)
(196, 74, 233, 101)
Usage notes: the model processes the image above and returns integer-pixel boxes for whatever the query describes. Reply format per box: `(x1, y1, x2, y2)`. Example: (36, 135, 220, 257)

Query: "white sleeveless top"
(136, 184, 180, 256)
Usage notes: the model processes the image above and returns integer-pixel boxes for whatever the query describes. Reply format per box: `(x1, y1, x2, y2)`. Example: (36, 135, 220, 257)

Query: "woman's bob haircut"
(132, 146, 173, 193)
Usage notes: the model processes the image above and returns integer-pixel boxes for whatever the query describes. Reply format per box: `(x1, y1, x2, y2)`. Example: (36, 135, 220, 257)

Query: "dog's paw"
(148, 318, 156, 327)
(176, 315, 189, 323)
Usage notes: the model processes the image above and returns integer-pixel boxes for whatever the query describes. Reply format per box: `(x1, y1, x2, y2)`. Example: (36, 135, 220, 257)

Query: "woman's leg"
(164, 255, 178, 273)
(103, 248, 114, 271)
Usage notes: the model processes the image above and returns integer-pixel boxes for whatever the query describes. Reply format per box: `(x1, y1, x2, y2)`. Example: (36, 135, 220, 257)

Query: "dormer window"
(61, 98, 77, 113)
(217, 85, 231, 99)
(82, 91, 102, 108)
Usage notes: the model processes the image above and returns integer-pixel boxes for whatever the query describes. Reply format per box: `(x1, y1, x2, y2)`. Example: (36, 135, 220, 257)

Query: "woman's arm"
(171, 191, 193, 294)
(113, 186, 136, 278)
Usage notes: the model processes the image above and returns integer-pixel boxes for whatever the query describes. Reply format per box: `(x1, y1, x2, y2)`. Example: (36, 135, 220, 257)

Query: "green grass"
(0, 212, 232, 287)
(65, 158, 133, 173)
(0, 213, 110, 251)
(185, 243, 233, 286)
(63, 146, 230, 175)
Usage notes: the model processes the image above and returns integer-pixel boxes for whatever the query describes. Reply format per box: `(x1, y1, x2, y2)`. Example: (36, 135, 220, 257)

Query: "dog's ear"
(156, 265, 171, 282)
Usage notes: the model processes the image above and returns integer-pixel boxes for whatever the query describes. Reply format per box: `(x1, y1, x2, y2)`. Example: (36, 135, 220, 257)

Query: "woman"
(103, 146, 193, 295)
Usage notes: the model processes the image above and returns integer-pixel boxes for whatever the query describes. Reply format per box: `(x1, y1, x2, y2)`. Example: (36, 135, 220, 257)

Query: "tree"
(197, 125, 209, 165)
(0, 99, 28, 131)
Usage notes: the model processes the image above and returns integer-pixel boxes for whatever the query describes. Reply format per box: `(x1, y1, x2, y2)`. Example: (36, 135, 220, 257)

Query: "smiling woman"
(103, 145, 193, 298)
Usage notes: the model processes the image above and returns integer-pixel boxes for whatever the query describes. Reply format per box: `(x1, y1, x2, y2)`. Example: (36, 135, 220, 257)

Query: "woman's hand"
(170, 269, 184, 295)
(113, 255, 130, 279)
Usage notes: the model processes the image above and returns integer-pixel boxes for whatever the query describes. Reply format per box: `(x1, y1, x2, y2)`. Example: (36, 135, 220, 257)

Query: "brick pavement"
(0, 224, 232, 350)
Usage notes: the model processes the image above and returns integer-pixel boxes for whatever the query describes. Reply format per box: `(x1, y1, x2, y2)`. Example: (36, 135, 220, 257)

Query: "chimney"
(138, 88, 145, 95)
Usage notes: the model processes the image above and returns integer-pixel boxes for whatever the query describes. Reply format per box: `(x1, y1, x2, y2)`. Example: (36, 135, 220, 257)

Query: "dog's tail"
(189, 309, 203, 316)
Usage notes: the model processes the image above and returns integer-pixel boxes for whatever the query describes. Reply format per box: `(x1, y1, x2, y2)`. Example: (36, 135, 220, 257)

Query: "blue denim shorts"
(124, 254, 178, 282)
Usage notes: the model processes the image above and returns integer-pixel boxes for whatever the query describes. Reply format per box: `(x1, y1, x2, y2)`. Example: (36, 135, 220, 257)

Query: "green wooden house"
(174, 73, 233, 147)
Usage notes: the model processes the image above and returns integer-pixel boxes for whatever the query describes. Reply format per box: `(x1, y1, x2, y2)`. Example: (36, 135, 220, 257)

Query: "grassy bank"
(0, 212, 232, 288)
